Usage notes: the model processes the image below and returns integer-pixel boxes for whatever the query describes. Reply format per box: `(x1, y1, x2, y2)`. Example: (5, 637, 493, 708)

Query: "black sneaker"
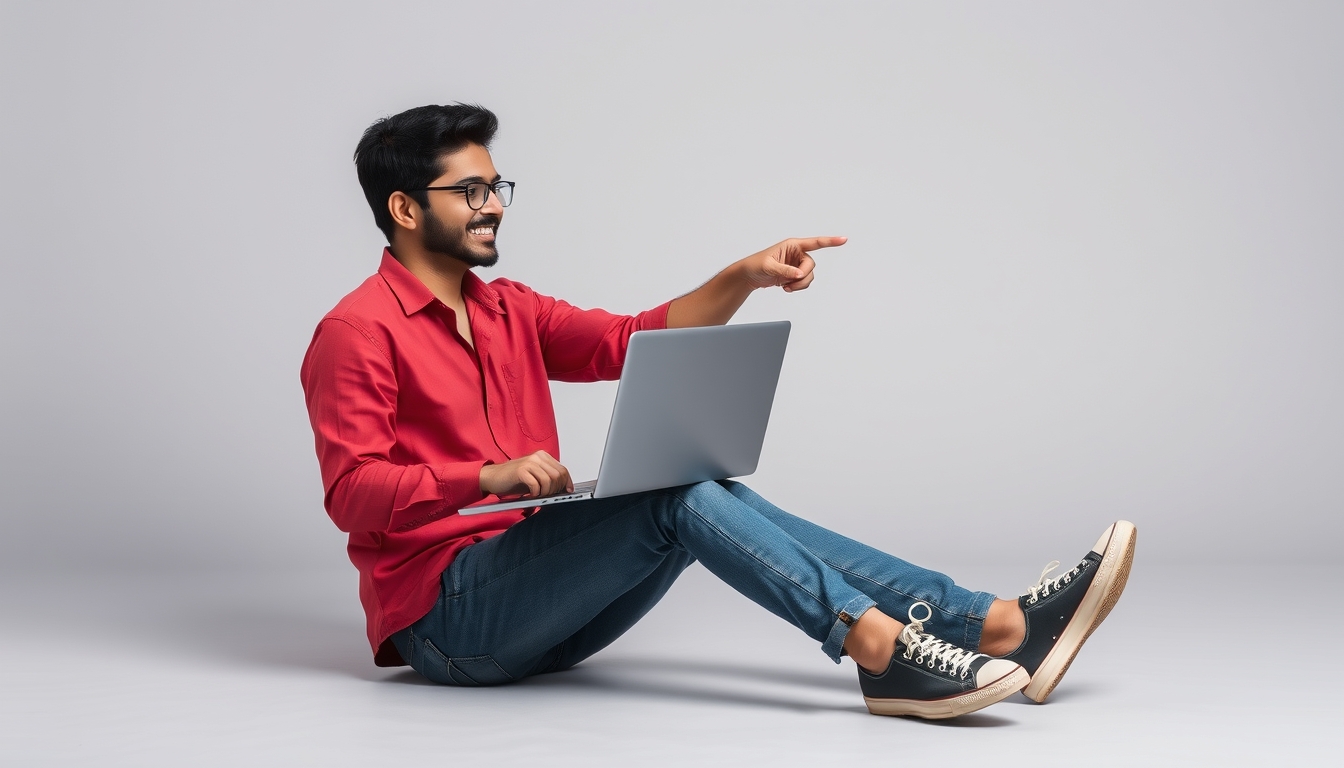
(859, 602, 1029, 719)
(1003, 520, 1137, 703)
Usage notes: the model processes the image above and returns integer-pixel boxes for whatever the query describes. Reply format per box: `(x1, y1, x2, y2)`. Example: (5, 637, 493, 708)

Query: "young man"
(300, 103, 1136, 719)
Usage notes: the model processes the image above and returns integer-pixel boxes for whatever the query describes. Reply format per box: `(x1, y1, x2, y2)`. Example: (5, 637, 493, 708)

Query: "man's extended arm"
(481, 237, 845, 501)
(665, 236, 846, 328)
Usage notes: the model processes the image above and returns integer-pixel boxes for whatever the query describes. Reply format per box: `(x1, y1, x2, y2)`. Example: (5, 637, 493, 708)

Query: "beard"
(422, 209, 500, 268)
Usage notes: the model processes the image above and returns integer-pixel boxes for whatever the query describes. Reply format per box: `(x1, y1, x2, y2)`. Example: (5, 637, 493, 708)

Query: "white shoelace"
(1024, 560, 1083, 605)
(899, 601, 985, 680)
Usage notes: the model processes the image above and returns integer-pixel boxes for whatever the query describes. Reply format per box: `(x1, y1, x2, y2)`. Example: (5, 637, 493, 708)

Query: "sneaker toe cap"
(1091, 520, 1137, 555)
(975, 658, 1024, 688)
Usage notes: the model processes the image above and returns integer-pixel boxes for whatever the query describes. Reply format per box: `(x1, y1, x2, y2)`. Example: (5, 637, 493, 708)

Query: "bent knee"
(717, 479, 748, 495)
(669, 480, 731, 504)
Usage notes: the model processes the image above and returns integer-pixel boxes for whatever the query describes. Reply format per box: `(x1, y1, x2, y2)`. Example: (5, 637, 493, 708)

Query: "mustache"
(467, 215, 501, 229)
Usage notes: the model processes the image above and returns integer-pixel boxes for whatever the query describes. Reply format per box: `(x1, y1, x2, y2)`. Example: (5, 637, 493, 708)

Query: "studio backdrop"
(1, 0, 1339, 573)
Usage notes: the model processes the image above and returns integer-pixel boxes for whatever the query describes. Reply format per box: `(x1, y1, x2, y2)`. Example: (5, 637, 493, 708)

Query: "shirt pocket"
(501, 347, 557, 443)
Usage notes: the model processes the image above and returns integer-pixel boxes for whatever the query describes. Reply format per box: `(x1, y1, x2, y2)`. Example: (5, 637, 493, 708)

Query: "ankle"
(843, 609, 902, 674)
(979, 598, 1026, 657)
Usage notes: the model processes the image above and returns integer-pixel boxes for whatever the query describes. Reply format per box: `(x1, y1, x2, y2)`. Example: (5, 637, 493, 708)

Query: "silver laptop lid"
(592, 321, 791, 498)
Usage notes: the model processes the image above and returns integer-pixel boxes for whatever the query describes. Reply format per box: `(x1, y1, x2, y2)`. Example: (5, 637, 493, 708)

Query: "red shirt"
(300, 250, 669, 665)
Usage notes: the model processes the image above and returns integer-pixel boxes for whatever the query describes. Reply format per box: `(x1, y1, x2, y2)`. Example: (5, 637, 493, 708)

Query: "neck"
(388, 240, 471, 307)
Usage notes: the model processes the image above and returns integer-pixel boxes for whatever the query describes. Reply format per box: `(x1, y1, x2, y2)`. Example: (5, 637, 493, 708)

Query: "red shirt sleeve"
(528, 289, 671, 382)
(301, 317, 489, 533)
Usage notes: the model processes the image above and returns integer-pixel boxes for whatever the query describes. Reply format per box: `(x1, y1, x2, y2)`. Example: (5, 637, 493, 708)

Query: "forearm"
(666, 260, 755, 328)
(325, 458, 489, 533)
(665, 236, 843, 327)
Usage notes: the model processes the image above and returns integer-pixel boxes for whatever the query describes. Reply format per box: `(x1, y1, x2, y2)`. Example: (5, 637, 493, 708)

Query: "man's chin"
(435, 246, 498, 269)
(460, 249, 499, 268)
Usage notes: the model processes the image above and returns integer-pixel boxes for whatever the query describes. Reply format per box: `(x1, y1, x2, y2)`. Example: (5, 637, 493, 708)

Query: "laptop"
(459, 320, 791, 514)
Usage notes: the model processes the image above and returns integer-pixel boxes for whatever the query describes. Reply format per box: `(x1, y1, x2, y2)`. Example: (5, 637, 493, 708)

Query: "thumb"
(765, 257, 803, 281)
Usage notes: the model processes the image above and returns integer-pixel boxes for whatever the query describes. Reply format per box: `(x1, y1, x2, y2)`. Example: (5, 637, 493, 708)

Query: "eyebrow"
(454, 174, 503, 185)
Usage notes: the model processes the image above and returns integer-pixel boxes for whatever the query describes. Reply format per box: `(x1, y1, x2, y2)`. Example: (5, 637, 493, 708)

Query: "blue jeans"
(390, 480, 996, 686)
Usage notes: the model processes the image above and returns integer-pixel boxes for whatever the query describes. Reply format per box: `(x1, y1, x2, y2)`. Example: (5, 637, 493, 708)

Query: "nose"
(478, 188, 505, 216)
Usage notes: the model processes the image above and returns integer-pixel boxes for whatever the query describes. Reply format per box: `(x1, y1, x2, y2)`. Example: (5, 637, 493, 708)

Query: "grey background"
(2, 2, 1341, 765)
(3, 1, 1342, 567)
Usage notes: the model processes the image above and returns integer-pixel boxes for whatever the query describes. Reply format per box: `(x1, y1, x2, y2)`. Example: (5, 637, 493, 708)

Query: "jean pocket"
(444, 653, 515, 687)
(412, 634, 455, 685)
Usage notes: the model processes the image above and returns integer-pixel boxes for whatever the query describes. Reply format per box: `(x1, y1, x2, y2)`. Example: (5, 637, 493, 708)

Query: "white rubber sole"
(864, 666, 1030, 719)
(1022, 520, 1137, 703)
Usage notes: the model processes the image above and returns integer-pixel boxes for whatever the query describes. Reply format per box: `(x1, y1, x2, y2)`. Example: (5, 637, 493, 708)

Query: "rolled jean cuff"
(822, 594, 878, 664)
(961, 590, 999, 651)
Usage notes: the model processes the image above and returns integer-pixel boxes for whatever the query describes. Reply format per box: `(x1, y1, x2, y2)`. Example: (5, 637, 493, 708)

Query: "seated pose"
(300, 103, 1136, 719)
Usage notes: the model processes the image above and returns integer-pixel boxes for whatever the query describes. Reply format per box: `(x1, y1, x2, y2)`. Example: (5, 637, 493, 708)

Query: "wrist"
(478, 462, 497, 494)
(725, 258, 758, 291)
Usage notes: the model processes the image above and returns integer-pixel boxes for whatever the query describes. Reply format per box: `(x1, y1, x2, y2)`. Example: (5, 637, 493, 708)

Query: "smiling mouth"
(467, 218, 498, 241)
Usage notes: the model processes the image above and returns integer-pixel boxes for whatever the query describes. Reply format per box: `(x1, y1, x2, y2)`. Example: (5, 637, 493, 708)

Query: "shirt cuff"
(387, 460, 491, 532)
(639, 301, 672, 331)
(433, 460, 491, 512)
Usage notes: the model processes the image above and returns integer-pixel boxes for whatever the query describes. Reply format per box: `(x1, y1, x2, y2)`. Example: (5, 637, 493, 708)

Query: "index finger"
(790, 236, 847, 252)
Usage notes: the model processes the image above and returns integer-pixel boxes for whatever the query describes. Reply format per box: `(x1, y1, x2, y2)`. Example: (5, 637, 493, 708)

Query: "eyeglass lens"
(466, 182, 514, 209)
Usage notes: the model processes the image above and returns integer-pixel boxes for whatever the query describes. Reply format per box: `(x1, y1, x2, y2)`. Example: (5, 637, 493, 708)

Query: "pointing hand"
(739, 236, 847, 293)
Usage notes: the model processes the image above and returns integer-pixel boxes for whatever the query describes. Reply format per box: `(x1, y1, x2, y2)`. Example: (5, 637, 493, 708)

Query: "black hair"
(353, 103, 499, 241)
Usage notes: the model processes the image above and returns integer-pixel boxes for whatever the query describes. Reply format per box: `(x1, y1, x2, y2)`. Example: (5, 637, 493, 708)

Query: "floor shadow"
(39, 575, 1046, 724)
(380, 655, 1016, 725)
(381, 669, 438, 686)
(1000, 682, 1104, 704)
(594, 656, 856, 693)
(376, 657, 851, 712)
(62, 596, 1020, 724)
(377, 654, 857, 713)
(523, 667, 1014, 725)
(516, 663, 861, 714)
(917, 712, 1016, 728)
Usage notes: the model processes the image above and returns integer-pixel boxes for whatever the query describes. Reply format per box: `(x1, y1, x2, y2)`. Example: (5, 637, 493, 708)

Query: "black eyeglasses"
(410, 180, 515, 210)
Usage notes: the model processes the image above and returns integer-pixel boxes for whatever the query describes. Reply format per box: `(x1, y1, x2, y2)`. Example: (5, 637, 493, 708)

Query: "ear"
(387, 191, 421, 232)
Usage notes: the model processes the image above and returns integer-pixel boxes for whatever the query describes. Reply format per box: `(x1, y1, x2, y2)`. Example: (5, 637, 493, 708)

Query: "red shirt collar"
(377, 248, 505, 317)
